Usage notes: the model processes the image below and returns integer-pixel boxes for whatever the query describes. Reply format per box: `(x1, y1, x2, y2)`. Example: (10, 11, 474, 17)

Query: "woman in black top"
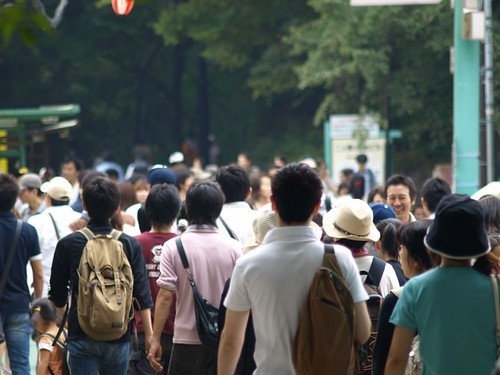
(372, 220, 435, 375)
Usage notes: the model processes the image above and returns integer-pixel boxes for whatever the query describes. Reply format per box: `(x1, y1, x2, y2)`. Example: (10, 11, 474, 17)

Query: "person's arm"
(384, 326, 415, 375)
(36, 349, 50, 375)
(138, 308, 153, 354)
(30, 259, 43, 300)
(147, 288, 173, 373)
(217, 309, 250, 375)
(353, 301, 371, 345)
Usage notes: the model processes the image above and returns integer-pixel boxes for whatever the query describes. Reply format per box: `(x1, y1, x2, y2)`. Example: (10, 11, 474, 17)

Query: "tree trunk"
(197, 56, 210, 165)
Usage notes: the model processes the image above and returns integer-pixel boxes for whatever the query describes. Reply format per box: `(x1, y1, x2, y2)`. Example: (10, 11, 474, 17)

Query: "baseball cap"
(41, 176, 73, 201)
(19, 173, 42, 190)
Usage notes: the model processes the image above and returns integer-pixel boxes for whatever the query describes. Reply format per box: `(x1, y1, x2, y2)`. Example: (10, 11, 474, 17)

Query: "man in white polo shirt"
(218, 163, 370, 375)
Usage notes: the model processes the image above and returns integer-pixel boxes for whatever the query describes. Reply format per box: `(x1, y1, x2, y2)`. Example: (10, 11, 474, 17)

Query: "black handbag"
(175, 237, 219, 351)
(0, 220, 23, 344)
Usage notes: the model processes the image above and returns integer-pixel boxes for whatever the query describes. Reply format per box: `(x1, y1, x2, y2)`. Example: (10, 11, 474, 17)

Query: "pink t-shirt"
(157, 225, 241, 344)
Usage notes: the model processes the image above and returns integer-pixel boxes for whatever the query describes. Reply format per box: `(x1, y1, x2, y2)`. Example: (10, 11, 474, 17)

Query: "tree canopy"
(1, 0, 498, 182)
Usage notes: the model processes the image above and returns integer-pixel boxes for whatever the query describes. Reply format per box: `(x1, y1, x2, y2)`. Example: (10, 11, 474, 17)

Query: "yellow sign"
(0, 130, 7, 173)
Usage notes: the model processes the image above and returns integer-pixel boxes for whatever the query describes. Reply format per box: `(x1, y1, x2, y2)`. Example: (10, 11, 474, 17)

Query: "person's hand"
(69, 218, 87, 231)
(147, 338, 163, 373)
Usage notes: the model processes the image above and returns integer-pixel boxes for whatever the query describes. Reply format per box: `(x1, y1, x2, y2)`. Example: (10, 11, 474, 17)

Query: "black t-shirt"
(0, 212, 41, 313)
(372, 291, 399, 375)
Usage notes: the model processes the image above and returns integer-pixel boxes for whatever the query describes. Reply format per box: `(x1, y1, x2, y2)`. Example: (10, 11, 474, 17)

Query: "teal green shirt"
(390, 267, 496, 375)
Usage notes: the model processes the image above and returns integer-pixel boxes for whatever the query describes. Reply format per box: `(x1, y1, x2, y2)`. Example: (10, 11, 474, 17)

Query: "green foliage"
(0, 0, 52, 48)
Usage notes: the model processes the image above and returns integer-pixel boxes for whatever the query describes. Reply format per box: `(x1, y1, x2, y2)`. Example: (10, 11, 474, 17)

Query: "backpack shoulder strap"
(322, 244, 344, 277)
(110, 229, 122, 241)
(391, 286, 404, 298)
(366, 256, 385, 287)
(78, 227, 95, 241)
(41, 332, 67, 350)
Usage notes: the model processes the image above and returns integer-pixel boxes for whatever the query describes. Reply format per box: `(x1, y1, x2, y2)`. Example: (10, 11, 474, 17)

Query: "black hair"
(421, 177, 451, 213)
(174, 168, 194, 190)
(385, 174, 417, 201)
(82, 177, 120, 221)
(356, 154, 368, 164)
(368, 187, 385, 203)
(61, 155, 84, 171)
(186, 181, 225, 226)
(479, 196, 500, 234)
(145, 184, 181, 228)
(105, 168, 120, 180)
(50, 198, 69, 207)
(397, 220, 434, 274)
(0, 173, 19, 212)
(30, 298, 58, 322)
(338, 182, 349, 195)
(80, 170, 107, 190)
(335, 238, 367, 252)
(271, 163, 323, 224)
(216, 165, 250, 203)
(376, 218, 403, 260)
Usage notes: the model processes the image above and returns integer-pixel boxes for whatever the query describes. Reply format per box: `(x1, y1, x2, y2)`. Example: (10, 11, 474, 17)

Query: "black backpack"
(358, 257, 385, 375)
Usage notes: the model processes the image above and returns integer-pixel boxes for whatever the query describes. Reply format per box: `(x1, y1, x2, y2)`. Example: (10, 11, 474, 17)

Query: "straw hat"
(323, 199, 380, 242)
(243, 205, 322, 253)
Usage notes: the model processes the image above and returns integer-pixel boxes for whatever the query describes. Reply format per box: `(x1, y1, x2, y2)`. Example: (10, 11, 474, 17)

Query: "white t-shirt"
(28, 205, 81, 297)
(224, 226, 368, 375)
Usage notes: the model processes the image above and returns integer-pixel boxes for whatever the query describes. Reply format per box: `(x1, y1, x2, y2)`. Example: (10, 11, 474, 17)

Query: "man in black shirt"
(49, 176, 153, 375)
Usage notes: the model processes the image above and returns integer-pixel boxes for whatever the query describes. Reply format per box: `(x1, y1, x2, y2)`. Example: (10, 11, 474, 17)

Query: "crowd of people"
(0, 150, 499, 375)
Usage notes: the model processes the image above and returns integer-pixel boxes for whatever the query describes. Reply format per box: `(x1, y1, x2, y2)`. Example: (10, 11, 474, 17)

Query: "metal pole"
(484, 0, 495, 182)
(453, 0, 481, 194)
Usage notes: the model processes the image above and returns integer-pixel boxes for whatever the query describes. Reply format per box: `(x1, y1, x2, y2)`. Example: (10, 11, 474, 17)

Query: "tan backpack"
(293, 244, 358, 375)
(76, 228, 134, 341)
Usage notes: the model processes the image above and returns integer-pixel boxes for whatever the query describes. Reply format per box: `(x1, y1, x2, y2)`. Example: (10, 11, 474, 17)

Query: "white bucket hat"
(323, 199, 380, 242)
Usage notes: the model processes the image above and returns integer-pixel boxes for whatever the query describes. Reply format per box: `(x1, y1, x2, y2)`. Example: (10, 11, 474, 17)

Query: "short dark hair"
(385, 174, 417, 201)
(83, 177, 120, 221)
(50, 198, 69, 207)
(271, 163, 323, 224)
(335, 238, 367, 252)
(376, 218, 403, 260)
(145, 184, 181, 228)
(421, 177, 451, 213)
(368, 187, 385, 203)
(356, 154, 368, 164)
(0, 173, 19, 212)
(216, 165, 250, 203)
(186, 181, 225, 226)
(61, 156, 84, 171)
(80, 170, 107, 190)
(398, 220, 434, 274)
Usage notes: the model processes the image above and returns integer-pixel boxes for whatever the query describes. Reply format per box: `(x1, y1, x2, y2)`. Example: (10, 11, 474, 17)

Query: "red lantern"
(112, 0, 134, 16)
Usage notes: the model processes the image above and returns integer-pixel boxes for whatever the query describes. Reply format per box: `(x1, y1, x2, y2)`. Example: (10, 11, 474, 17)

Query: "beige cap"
(41, 176, 73, 201)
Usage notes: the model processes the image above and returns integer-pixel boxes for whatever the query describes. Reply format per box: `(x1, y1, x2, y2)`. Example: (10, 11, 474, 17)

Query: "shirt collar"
(185, 224, 219, 233)
(262, 226, 317, 245)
